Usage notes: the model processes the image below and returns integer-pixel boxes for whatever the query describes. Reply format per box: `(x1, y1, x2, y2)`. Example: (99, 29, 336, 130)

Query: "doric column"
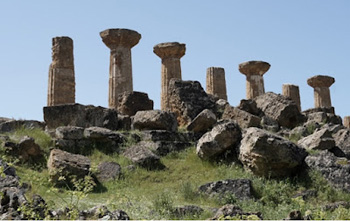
(206, 67, 227, 100)
(100, 29, 141, 109)
(307, 75, 335, 108)
(153, 42, 186, 111)
(282, 84, 301, 111)
(47, 36, 75, 106)
(238, 61, 270, 99)
(344, 116, 350, 128)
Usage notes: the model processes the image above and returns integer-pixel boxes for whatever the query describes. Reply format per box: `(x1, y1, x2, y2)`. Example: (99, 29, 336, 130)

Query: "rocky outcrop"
(186, 109, 217, 133)
(333, 128, 350, 158)
(305, 111, 342, 125)
(47, 149, 91, 186)
(117, 91, 154, 116)
(239, 127, 307, 177)
(79, 205, 130, 220)
(0, 120, 45, 133)
(198, 179, 254, 200)
(298, 128, 335, 150)
(196, 121, 241, 160)
(254, 92, 304, 128)
(238, 99, 262, 116)
(132, 110, 177, 132)
(305, 151, 350, 192)
(4, 136, 43, 162)
(222, 105, 261, 129)
(123, 143, 164, 170)
(168, 79, 215, 126)
(43, 103, 118, 130)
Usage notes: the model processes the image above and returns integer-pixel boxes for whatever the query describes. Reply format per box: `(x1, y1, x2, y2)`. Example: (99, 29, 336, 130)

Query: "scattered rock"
(222, 105, 261, 129)
(323, 201, 350, 211)
(333, 128, 350, 158)
(261, 116, 279, 132)
(298, 128, 335, 150)
(96, 162, 122, 182)
(141, 141, 192, 156)
(198, 179, 254, 200)
(239, 127, 307, 177)
(168, 79, 215, 127)
(238, 99, 262, 116)
(305, 111, 342, 125)
(173, 205, 203, 217)
(47, 149, 91, 186)
(56, 126, 84, 140)
(117, 114, 132, 131)
(44, 103, 118, 130)
(0, 120, 45, 133)
(186, 109, 217, 133)
(123, 144, 164, 170)
(254, 92, 305, 128)
(305, 150, 350, 192)
(196, 121, 241, 160)
(292, 189, 317, 200)
(214, 99, 229, 119)
(141, 130, 195, 143)
(285, 210, 302, 220)
(17, 136, 43, 161)
(133, 110, 177, 132)
(117, 91, 154, 116)
(211, 204, 262, 220)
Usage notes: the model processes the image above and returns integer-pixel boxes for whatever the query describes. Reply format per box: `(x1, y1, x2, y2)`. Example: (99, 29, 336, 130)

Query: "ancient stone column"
(153, 42, 186, 111)
(206, 67, 227, 100)
(47, 37, 75, 106)
(238, 61, 270, 99)
(344, 116, 350, 128)
(282, 84, 301, 111)
(307, 75, 335, 108)
(100, 29, 141, 109)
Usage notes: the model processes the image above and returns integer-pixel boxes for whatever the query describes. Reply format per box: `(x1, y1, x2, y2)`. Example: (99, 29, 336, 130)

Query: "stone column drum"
(307, 75, 335, 108)
(47, 37, 75, 106)
(206, 67, 228, 100)
(100, 29, 141, 109)
(344, 116, 350, 128)
(282, 84, 301, 111)
(238, 61, 270, 99)
(153, 42, 186, 111)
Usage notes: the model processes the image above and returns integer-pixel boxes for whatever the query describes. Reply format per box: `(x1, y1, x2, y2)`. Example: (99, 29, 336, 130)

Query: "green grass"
(4, 127, 350, 219)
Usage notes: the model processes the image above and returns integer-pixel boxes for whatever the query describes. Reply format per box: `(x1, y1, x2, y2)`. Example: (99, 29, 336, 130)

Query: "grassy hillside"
(2, 127, 350, 219)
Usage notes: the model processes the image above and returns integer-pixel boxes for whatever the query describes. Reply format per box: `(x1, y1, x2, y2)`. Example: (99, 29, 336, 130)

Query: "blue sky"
(0, 1, 349, 121)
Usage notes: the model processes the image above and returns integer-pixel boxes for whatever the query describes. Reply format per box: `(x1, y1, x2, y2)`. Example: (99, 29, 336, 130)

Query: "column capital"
(153, 42, 186, 59)
(100, 28, 141, 49)
(307, 75, 335, 88)
(239, 60, 270, 76)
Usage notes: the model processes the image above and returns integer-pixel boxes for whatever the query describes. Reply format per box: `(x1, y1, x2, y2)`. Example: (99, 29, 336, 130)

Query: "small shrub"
(152, 192, 174, 216)
(180, 181, 198, 201)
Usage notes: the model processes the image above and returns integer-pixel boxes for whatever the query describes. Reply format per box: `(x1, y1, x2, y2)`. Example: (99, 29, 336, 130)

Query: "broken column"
(153, 42, 186, 111)
(238, 61, 270, 99)
(100, 29, 141, 109)
(206, 67, 227, 100)
(307, 75, 335, 108)
(344, 116, 350, 128)
(282, 84, 301, 111)
(47, 37, 75, 106)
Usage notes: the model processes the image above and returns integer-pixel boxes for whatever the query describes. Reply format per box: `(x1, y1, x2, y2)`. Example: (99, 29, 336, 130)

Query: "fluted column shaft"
(47, 36, 75, 106)
(206, 67, 227, 100)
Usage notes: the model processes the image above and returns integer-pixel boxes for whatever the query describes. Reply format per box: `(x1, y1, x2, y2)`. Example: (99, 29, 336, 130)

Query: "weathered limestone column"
(47, 37, 75, 106)
(100, 29, 141, 109)
(238, 61, 270, 99)
(153, 42, 186, 111)
(307, 75, 335, 108)
(344, 116, 350, 128)
(206, 67, 228, 100)
(282, 84, 301, 111)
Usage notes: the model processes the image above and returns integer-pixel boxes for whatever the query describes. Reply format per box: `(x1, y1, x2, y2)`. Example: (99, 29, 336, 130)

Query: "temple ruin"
(307, 75, 335, 108)
(206, 67, 227, 100)
(282, 84, 301, 111)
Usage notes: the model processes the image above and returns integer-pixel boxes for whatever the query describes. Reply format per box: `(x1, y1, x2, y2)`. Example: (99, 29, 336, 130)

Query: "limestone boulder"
(186, 109, 217, 133)
(47, 149, 91, 186)
(211, 204, 262, 220)
(239, 127, 307, 177)
(222, 105, 261, 129)
(305, 111, 342, 125)
(198, 179, 254, 200)
(238, 99, 262, 116)
(117, 114, 131, 131)
(117, 91, 154, 116)
(95, 162, 121, 182)
(196, 121, 241, 160)
(305, 151, 350, 192)
(17, 136, 43, 162)
(123, 144, 164, 170)
(333, 128, 350, 158)
(173, 205, 203, 217)
(43, 103, 118, 130)
(56, 126, 84, 140)
(0, 160, 19, 190)
(0, 120, 45, 133)
(298, 128, 335, 150)
(254, 92, 305, 128)
(133, 110, 177, 132)
(168, 79, 216, 126)
(140, 141, 192, 156)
